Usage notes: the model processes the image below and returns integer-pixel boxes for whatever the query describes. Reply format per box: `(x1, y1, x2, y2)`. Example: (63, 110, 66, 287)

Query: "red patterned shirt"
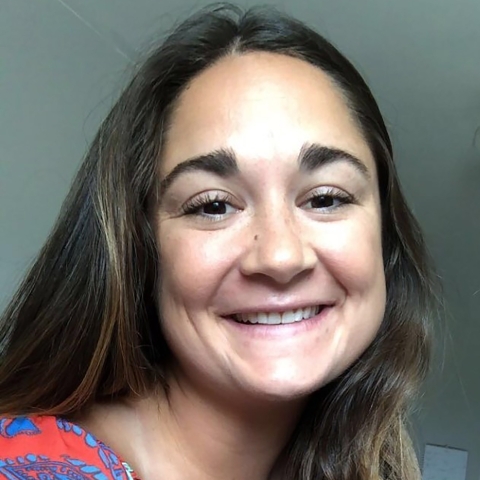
(0, 415, 140, 479)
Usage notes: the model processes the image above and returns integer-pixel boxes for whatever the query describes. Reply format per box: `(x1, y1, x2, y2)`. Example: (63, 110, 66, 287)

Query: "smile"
(232, 306, 323, 325)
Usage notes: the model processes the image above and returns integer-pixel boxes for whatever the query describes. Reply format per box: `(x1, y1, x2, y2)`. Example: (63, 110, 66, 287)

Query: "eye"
(181, 192, 239, 220)
(302, 188, 354, 211)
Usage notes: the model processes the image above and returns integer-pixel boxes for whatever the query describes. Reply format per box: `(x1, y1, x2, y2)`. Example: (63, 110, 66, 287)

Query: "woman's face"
(154, 52, 386, 403)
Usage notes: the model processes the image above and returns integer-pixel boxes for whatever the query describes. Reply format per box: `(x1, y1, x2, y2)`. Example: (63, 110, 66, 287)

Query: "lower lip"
(222, 307, 332, 338)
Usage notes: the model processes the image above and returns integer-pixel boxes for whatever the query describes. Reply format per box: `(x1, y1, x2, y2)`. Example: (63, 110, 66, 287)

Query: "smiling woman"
(0, 4, 436, 480)
(155, 51, 386, 410)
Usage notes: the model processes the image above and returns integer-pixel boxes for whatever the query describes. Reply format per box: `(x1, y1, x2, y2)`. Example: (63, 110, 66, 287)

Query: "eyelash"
(302, 188, 355, 210)
(181, 192, 237, 220)
(181, 188, 355, 221)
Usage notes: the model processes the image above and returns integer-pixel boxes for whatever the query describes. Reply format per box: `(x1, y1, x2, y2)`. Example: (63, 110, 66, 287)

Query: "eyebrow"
(159, 148, 239, 196)
(299, 143, 370, 179)
(158, 143, 370, 197)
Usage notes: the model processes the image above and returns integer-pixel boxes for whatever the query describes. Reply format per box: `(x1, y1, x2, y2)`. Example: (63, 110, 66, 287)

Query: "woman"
(0, 5, 436, 480)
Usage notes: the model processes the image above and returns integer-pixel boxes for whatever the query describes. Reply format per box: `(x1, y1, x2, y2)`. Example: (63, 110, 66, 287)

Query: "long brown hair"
(0, 5, 437, 479)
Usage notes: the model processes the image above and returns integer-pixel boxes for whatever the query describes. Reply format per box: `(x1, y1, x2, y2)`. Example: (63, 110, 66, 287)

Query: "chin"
(238, 376, 329, 404)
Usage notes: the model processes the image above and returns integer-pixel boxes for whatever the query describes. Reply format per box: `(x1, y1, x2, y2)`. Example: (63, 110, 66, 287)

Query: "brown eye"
(303, 189, 353, 211)
(310, 195, 335, 209)
(203, 201, 227, 215)
(182, 192, 239, 220)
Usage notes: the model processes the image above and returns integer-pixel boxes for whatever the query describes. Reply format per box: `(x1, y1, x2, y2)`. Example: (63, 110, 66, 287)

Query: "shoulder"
(0, 415, 132, 479)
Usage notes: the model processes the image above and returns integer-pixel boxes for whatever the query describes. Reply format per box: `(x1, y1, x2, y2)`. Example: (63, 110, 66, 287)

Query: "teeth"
(267, 313, 281, 325)
(281, 310, 296, 324)
(235, 306, 321, 325)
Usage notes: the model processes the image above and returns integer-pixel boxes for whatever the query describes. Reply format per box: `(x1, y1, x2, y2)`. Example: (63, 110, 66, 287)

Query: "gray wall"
(1, 0, 479, 477)
(0, 1, 129, 307)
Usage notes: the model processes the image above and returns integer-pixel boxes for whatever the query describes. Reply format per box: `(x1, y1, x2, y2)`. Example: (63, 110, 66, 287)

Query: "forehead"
(161, 52, 374, 174)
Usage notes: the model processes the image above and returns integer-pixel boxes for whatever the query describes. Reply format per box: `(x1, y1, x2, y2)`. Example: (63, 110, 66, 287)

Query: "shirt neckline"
(57, 416, 141, 480)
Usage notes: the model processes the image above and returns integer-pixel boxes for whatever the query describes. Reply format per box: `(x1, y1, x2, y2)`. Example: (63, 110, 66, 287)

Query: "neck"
(156, 379, 303, 480)
(85, 377, 305, 480)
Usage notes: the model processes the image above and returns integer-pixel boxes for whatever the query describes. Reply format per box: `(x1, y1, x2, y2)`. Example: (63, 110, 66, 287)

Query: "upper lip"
(220, 301, 335, 317)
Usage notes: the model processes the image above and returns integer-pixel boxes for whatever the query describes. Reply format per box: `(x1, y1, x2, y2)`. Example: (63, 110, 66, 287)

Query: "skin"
(81, 52, 386, 480)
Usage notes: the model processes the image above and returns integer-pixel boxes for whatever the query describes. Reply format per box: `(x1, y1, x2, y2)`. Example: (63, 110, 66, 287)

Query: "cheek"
(319, 217, 385, 295)
(319, 219, 386, 375)
(158, 227, 239, 307)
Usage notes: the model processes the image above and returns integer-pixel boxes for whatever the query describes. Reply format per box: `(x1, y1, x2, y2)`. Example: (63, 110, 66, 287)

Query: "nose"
(239, 208, 316, 285)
